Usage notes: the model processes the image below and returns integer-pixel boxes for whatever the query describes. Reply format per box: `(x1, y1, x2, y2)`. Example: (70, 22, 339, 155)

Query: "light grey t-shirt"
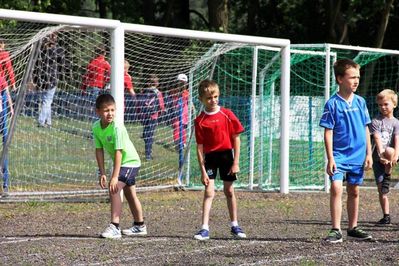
(369, 114, 399, 151)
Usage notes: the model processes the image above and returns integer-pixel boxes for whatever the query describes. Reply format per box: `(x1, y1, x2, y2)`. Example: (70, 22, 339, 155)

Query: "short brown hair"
(198, 79, 219, 98)
(376, 89, 398, 107)
(333, 58, 360, 82)
(95, 93, 115, 109)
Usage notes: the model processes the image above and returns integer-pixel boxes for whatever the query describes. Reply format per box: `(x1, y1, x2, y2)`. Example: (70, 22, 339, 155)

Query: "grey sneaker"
(100, 224, 122, 239)
(324, 229, 343, 243)
(347, 227, 372, 241)
(122, 224, 147, 236)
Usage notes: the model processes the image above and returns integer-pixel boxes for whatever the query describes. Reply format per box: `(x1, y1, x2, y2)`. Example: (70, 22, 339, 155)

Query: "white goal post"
(0, 8, 291, 197)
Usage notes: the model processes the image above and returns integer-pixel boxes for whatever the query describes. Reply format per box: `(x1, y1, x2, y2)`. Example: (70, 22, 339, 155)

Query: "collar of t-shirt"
(204, 105, 220, 115)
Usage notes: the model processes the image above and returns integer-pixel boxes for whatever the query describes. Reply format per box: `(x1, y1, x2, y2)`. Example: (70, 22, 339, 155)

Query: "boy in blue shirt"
(319, 58, 373, 243)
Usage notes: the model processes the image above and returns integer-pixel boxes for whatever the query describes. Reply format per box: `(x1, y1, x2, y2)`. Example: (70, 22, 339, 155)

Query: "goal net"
(0, 11, 290, 198)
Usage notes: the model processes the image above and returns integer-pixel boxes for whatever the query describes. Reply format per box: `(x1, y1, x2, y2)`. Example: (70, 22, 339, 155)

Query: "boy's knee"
(223, 187, 235, 198)
(204, 189, 215, 199)
(347, 187, 359, 198)
(383, 147, 395, 160)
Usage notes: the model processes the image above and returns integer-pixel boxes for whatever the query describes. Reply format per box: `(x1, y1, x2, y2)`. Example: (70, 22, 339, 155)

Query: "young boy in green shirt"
(93, 93, 146, 239)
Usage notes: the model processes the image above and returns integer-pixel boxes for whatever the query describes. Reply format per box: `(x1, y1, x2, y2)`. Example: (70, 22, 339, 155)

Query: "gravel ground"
(0, 189, 398, 265)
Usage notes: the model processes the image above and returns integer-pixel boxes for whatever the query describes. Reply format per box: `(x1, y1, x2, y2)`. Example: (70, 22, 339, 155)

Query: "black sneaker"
(324, 229, 343, 243)
(347, 227, 372, 241)
(381, 174, 391, 194)
(375, 216, 391, 226)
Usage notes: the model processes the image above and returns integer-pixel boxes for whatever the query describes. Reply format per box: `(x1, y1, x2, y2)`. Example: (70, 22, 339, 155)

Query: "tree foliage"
(1, 0, 398, 49)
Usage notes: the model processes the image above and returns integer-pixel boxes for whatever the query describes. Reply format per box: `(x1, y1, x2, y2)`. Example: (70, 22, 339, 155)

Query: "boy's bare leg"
(110, 181, 126, 224)
(201, 179, 215, 226)
(123, 185, 144, 222)
(346, 184, 359, 229)
(330, 180, 343, 230)
(223, 181, 237, 222)
(383, 147, 395, 175)
(377, 183, 390, 214)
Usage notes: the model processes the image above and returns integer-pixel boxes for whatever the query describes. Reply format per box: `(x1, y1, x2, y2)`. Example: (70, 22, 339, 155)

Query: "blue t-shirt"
(319, 93, 371, 165)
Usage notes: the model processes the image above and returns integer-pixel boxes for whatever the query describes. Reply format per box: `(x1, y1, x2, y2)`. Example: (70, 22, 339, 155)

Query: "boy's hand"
(326, 159, 337, 176)
(229, 163, 240, 176)
(379, 157, 390, 165)
(109, 177, 119, 194)
(364, 155, 373, 170)
(201, 174, 210, 186)
(99, 174, 107, 189)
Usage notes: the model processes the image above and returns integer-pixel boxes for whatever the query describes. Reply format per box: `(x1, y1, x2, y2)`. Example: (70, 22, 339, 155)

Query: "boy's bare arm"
(230, 134, 241, 174)
(393, 134, 399, 164)
(364, 126, 373, 170)
(372, 132, 389, 164)
(95, 148, 106, 189)
(324, 128, 336, 176)
(196, 144, 209, 186)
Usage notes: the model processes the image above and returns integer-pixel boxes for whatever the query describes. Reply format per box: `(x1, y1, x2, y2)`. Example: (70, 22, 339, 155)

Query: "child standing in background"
(193, 79, 246, 241)
(123, 60, 135, 122)
(369, 89, 399, 226)
(93, 94, 147, 239)
(141, 74, 165, 160)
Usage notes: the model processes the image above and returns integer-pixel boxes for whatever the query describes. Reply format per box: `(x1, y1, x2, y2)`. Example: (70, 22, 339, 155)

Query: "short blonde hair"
(124, 60, 130, 70)
(198, 79, 219, 98)
(376, 89, 398, 106)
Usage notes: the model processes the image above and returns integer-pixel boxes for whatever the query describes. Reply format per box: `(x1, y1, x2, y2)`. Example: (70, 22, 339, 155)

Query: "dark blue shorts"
(204, 150, 237, 182)
(118, 167, 140, 186)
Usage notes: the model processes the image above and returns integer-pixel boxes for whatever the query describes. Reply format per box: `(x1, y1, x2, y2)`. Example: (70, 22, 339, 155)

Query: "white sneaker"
(122, 224, 147, 236)
(101, 224, 122, 239)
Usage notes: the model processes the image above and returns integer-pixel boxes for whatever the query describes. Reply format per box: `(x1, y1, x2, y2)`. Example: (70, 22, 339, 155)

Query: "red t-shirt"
(0, 50, 15, 90)
(82, 55, 110, 90)
(124, 71, 133, 91)
(195, 107, 244, 153)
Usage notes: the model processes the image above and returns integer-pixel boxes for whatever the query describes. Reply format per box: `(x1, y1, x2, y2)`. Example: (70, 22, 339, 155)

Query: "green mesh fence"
(187, 44, 399, 191)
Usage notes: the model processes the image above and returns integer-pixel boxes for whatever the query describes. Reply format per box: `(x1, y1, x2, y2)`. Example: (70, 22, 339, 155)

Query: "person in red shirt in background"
(141, 74, 165, 160)
(0, 38, 16, 194)
(123, 60, 136, 122)
(0, 39, 15, 115)
(193, 79, 246, 241)
(81, 46, 110, 120)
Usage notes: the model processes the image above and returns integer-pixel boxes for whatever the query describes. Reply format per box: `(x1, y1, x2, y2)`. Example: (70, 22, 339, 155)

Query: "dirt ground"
(0, 189, 399, 265)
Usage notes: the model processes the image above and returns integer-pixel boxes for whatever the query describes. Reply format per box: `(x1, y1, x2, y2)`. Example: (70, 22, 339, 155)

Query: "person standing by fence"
(32, 33, 65, 128)
(0, 38, 16, 194)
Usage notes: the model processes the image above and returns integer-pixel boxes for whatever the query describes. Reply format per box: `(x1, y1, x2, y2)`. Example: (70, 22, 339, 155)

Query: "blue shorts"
(118, 167, 140, 186)
(330, 164, 364, 185)
(204, 150, 237, 182)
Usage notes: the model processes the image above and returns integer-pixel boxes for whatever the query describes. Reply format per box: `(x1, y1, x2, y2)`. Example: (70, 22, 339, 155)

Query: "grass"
(4, 113, 384, 193)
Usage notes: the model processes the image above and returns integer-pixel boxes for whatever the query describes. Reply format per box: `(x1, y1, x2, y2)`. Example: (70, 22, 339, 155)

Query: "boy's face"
(200, 90, 219, 112)
(377, 97, 396, 117)
(337, 67, 360, 93)
(96, 102, 115, 126)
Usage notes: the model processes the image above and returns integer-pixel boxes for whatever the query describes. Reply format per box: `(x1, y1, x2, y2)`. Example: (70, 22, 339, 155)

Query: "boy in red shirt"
(193, 79, 246, 240)
(123, 60, 135, 122)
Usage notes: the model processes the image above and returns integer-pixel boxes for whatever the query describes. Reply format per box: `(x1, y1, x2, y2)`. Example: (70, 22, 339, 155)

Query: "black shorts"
(118, 166, 140, 186)
(204, 150, 237, 182)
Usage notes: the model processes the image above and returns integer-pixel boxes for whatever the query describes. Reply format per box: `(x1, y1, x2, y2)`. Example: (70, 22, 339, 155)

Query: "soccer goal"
(0, 9, 292, 198)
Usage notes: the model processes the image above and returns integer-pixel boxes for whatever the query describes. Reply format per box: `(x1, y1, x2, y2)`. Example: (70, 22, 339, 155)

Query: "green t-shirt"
(92, 120, 141, 167)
